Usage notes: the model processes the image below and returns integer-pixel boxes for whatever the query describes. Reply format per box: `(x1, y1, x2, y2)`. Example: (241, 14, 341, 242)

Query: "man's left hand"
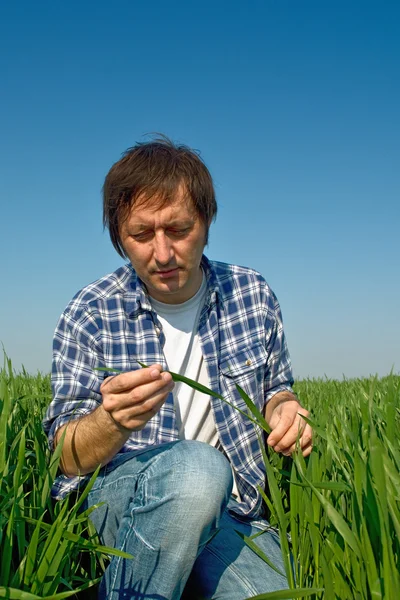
(265, 392, 313, 457)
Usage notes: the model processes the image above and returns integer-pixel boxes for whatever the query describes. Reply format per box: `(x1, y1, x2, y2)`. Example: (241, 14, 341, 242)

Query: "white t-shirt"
(150, 273, 240, 498)
(150, 274, 217, 445)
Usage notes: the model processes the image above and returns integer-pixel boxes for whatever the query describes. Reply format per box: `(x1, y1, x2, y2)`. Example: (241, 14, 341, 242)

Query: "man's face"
(119, 185, 207, 304)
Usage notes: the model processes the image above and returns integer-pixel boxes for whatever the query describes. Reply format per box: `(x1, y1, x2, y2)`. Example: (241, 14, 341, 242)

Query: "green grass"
(1, 354, 399, 599)
(247, 375, 400, 599)
(0, 356, 131, 600)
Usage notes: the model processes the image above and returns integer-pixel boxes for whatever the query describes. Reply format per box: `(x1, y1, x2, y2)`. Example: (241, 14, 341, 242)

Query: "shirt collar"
(201, 255, 224, 310)
(126, 266, 153, 317)
(125, 254, 224, 318)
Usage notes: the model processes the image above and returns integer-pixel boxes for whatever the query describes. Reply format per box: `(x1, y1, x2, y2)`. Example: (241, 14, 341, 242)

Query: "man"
(43, 136, 312, 600)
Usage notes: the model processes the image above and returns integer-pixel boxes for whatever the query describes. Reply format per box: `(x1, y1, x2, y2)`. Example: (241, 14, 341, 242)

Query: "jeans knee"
(165, 441, 233, 508)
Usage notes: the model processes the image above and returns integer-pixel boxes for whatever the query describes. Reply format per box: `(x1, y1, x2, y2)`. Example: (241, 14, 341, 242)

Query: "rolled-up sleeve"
(42, 305, 104, 450)
(263, 291, 294, 404)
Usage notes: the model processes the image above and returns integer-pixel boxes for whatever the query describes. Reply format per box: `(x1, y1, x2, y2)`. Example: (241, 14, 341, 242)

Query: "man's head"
(103, 136, 217, 303)
(103, 135, 217, 258)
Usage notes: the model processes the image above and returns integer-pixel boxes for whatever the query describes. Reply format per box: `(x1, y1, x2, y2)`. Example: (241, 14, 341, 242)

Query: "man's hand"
(265, 392, 313, 457)
(100, 364, 174, 431)
(55, 364, 175, 477)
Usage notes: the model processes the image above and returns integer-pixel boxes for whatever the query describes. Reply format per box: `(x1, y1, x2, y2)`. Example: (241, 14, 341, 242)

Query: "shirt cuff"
(264, 383, 295, 405)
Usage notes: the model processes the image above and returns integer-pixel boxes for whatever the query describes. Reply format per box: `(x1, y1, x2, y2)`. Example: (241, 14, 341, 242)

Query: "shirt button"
(245, 359, 252, 366)
(155, 326, 161, 336)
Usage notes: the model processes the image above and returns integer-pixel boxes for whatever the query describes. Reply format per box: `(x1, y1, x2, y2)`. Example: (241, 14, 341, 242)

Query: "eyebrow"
(129, 219, 194, 231)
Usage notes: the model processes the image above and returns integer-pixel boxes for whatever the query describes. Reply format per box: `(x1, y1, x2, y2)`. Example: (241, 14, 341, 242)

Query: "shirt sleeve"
(263, 289, 294, 404)
(42, 304, 105, 451)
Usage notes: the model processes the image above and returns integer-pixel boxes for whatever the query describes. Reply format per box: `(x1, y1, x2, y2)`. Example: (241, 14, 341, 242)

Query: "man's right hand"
(100, 365, 174, 431)
(55, 365, 174, 477)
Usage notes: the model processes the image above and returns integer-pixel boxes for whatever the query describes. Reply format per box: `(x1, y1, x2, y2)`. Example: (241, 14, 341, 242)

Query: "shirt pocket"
(219, 343, 268, 410)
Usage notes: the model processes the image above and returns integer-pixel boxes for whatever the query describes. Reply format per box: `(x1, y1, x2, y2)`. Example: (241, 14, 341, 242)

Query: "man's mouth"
(154, 267, 180, 278)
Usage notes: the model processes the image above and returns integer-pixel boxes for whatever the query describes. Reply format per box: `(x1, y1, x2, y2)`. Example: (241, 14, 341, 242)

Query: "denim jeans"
(83, 440, 288, 599)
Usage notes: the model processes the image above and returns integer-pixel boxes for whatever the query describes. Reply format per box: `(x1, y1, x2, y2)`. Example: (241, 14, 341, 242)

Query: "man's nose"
(153, 232, 174, 265)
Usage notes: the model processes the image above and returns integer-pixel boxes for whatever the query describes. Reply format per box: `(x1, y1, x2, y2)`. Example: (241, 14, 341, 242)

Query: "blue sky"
(0, 0, 399, 379)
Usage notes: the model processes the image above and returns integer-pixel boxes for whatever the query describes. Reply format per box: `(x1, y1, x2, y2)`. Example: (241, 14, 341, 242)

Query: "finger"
(299, 424, 313, 449)
(272, 421, 311, 454)
(104, 371, 174, 412)
(274, 424, 313, 456)
(266, 412, 295, 448)
(101, 365, 166, 394)
(112, 394, 169, 430)
(281, 439, 313, 457)
(124, 373, 174, 409)
(267, 401, 309, 446)
(301, 439, 313, 458)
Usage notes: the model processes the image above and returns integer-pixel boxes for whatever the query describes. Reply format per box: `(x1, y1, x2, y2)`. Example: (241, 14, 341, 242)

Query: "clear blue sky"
(0, 0, 399, 379)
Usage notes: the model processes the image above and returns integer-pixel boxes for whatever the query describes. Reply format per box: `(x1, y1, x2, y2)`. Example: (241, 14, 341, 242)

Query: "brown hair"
(103, 135, 217, 257)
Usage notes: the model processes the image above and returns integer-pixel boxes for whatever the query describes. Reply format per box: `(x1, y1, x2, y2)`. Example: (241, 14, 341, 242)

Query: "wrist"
(98, 404, 132, 436)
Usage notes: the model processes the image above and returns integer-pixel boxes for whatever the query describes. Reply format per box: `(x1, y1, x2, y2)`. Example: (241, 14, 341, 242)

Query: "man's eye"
(132, 232, 153, 241)
(168, 228, 189, 237)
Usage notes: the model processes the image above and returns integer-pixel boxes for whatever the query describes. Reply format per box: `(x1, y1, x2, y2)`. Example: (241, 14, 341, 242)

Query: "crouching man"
(43, 136, 312, 600)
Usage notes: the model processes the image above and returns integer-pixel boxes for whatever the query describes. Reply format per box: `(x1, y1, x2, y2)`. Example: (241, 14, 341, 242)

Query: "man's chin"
(146, 279, 181, 296)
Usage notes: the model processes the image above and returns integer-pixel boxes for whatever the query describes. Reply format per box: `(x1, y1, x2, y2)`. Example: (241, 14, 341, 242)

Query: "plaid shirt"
(43, 255, 294, 517)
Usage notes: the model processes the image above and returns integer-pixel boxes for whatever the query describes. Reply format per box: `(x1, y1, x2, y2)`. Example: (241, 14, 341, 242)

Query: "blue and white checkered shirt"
(43, 255, 294, 517)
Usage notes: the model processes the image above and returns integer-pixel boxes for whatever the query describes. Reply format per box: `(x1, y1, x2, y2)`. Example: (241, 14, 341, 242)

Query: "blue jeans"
(83, 440, 288, 599)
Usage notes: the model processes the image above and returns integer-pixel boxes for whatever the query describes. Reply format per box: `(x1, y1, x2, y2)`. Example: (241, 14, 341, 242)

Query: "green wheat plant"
(0, 355, 132, 600)
(234, 374, 400, 600)
(1, 352, 399, 599)
(126, 363, 400, 599)
(97, 362, 323, 599)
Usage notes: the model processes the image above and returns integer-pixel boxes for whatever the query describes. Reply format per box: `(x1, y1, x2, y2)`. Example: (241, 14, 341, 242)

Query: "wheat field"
(1, 355, 399, 599)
